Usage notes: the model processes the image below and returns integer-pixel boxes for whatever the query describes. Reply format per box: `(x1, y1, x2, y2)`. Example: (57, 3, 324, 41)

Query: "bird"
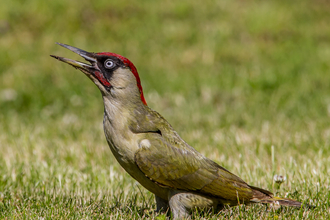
(51, 43, 303, 219)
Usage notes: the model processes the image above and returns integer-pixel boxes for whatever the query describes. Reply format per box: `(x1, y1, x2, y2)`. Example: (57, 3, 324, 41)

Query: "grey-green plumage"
(51, 43, 304, 219)
(133, 106, 254, 201)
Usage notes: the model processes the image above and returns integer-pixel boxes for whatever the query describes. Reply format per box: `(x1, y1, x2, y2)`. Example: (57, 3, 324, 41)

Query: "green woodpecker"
(51, 43, 302, 219)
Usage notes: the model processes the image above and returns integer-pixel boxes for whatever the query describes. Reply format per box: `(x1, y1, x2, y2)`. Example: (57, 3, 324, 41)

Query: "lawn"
(0, 0, 330, 219)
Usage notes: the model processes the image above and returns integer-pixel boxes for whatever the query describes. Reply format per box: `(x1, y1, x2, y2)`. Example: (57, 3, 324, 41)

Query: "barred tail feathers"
(249, 185, 302, 208)
(257, 196, 302, 207)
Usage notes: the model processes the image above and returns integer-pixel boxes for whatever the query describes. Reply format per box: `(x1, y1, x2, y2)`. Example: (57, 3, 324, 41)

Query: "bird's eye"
(104, 59, 115, 69)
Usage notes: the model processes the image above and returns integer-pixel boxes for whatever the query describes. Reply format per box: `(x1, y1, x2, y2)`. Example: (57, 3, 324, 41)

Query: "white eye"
(104, 59, 115, 69)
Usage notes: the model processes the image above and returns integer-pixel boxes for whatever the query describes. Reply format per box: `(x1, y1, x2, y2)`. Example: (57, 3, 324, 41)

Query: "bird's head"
(51, 43, 147, 105)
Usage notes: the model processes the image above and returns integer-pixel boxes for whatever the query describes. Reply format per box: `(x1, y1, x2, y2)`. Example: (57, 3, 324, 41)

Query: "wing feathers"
(135, 135, 254, 201)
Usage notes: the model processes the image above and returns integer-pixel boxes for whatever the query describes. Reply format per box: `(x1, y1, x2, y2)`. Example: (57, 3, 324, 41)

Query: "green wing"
(134, 134, 254, 202)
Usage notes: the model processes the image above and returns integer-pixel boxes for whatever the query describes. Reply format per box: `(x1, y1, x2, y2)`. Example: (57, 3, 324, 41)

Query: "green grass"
(1, 0, 330, 218)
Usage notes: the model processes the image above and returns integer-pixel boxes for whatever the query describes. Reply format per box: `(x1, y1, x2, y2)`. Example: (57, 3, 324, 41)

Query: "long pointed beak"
(50, 43, 97, 71)
(51, 42, 111, 94)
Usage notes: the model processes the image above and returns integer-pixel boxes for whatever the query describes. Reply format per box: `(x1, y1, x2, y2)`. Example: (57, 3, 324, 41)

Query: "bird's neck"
(101, 95, 149, 165)
(102, 95, 147, 125)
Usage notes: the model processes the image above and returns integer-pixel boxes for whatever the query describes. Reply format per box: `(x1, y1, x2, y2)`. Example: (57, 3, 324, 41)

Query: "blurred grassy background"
(1, 0, 330, 218)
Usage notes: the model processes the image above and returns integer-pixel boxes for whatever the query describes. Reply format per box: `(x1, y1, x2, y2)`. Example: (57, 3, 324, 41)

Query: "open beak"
(51, 42, 111, 93)
(50, 43, 97, 71)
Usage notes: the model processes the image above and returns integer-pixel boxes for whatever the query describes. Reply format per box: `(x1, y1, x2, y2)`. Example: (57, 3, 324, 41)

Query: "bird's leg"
(168, 192, 190, 219)
(155, 195, 169, 213)
(168, 190, 217, 219)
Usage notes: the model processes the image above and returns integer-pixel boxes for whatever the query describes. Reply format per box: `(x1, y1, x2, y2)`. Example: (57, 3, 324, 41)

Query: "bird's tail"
(249, 185, 302, 207)
(257, 196, 302, 207)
